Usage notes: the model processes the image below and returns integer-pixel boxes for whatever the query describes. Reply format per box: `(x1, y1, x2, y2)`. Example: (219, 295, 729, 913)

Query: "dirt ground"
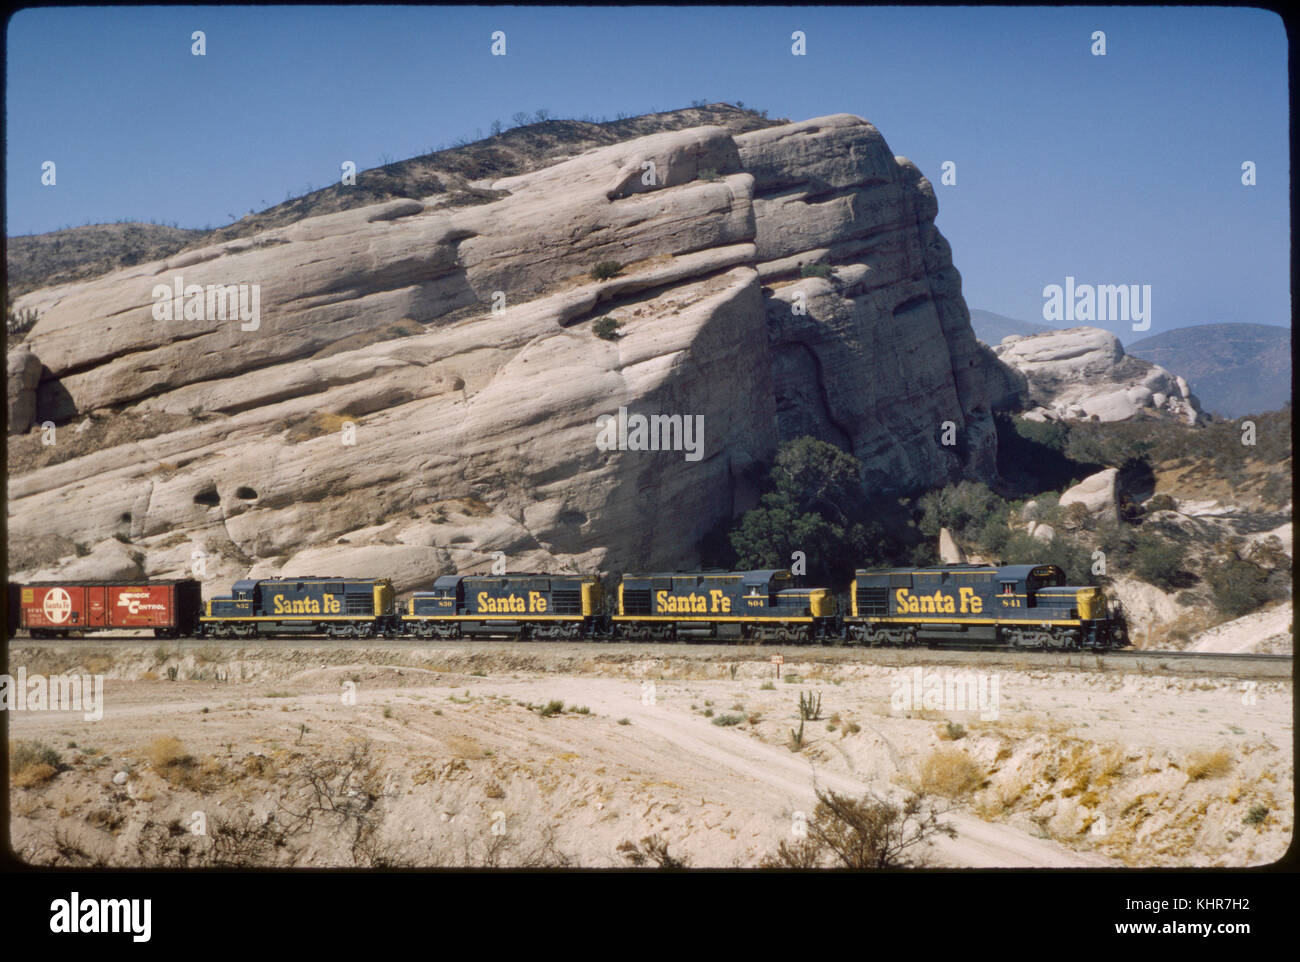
(5, 641, 1293, 868)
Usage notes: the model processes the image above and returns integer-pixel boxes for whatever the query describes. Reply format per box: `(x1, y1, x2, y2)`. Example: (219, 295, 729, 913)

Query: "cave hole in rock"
(235, 486, 259, 501)
(193, 487, 221, 507)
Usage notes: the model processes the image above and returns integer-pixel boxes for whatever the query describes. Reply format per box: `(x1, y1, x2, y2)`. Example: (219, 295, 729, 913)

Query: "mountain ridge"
(1127, 323, 1290, 417)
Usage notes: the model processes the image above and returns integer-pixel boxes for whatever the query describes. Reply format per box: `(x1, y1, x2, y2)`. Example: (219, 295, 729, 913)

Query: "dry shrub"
(10, 740, 61, 787)
(145, 735, 192, 770)
(761, 788, 956, 869)
(1057, 743, 1125, 797)
(916, 748, 985, 799)
(10, 740, 61, 772)
(617, 834, 688, 869)
(13, 763, 57, 788)
(1185, 749, 1233, 781)
(243, 754, 275, 778)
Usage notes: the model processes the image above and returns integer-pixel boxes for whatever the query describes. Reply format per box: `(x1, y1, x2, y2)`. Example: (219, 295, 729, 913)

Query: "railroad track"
(6, 635, 1292, 679)
(1108, 649, 1292, 663)
(5, 633, 1292, 660)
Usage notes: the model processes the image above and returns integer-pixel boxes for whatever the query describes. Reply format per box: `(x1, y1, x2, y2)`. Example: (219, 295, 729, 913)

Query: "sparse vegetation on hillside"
(5, 297, 40, 342)
(799, 262, 837, 280)
(9, 104, 782, 296)
(592, 316, 622, 340)
(920, 409, 1291, 624)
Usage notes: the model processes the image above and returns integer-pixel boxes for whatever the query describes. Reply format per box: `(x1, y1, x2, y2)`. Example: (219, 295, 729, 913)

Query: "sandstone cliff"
(8, 113, 1007, 593)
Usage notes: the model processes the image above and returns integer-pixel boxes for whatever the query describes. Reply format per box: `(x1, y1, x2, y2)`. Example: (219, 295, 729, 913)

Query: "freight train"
(7, 562, 1127, 650)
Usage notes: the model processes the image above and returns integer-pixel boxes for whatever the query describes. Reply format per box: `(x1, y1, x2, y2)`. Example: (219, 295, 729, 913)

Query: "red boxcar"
(7, 580, 203, 638)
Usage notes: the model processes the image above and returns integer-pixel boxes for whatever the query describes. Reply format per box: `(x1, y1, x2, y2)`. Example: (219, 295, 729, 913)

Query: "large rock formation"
(7, 349, 41, 434)
(8, 113, 1007, 594)
(994, 327, 1204, 425)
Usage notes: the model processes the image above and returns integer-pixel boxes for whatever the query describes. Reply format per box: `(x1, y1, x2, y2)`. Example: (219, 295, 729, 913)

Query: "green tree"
(1130, 532, 1184, 590)
(726, 437, 899, 588)
(1206, 557, 1271, 618)
(768, 436, 864, 526)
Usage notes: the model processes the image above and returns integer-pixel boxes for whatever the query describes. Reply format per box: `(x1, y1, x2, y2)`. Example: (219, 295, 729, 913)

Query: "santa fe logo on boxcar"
(43, 588, 72, 624)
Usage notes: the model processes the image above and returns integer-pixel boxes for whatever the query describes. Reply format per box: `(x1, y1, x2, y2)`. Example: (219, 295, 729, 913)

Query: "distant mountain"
(969, 309, 1052, 346)
(1127, 323, 1291, 418)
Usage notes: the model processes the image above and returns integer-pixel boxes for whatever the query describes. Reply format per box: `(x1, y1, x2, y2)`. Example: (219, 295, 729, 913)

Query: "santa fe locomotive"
(7, 562, 1127, 650)
(845, 563, 1123, 650)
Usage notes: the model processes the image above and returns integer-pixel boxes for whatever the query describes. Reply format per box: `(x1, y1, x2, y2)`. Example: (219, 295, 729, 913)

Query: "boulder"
(7, 348, 41, 434)
(1060, 469, 1120, 523)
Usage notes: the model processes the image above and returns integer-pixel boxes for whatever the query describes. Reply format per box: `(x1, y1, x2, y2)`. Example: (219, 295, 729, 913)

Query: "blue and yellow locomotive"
(201, 576, 398, 638)
(612, 569, 836, 642)
(401, 573, 604, 639)
(845, 563, 1122, 649)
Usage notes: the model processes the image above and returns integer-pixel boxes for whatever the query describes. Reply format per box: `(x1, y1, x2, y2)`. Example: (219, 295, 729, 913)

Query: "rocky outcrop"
(740, 116, 1000, 488)
(7, 349, 41, 434)
(994, 327, 1203, 425)
(1059, 468, 1120, 524)
(938, 528, 965, 563)
(8, 113, 1007, 592)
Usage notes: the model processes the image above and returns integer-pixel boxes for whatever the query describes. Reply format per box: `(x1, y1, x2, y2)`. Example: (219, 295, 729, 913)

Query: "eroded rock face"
(739, 117, 1001, 490)
(994, 327, 1204, 425)
(8, 114, 1007, 592)
(7, 349, 41, 434)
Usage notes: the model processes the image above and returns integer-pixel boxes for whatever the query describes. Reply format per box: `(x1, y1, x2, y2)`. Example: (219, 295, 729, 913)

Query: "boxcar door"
(87, 586, 107, 627)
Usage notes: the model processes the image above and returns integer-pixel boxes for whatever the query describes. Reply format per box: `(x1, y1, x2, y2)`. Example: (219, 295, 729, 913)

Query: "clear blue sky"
(5, 5, 1289, 337)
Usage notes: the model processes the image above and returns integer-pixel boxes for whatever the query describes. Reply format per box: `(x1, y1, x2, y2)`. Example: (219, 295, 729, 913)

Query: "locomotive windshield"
(1026, 566, 1065, 592)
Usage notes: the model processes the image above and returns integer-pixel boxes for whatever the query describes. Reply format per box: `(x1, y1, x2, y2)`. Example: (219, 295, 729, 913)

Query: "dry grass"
(1185, 749, 1233, 781)
(83, 656, 113, 675)
(1147, 608, 1228, 648)
(1057, 743, 1125, 799)
(445, 735, 489, 760)
(13, 763, 58, 788)
(914, 748, 985, 799)
(972, 713, 1070, 735)
(10, 740, 61, 787)
(144, 738, 192, 774)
